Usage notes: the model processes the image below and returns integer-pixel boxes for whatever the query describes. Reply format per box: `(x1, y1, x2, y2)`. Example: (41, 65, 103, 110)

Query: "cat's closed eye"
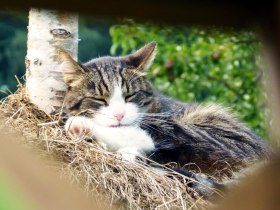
(83, 97, 108, 106)
(125, 93, 137, 102)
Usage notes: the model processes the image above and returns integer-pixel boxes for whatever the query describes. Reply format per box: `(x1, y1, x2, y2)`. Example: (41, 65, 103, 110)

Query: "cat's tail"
(173, 168, 226, 199)
(152, 166, 227, 198)
(173, 161, 268, 199)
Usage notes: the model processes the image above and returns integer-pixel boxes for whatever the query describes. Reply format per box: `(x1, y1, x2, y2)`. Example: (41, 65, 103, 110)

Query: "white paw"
(117, 147, 142, 163)
(65, 116, 94, 140)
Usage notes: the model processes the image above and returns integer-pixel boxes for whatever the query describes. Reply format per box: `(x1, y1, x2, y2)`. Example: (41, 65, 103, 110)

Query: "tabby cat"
(61, 42, 272, 196)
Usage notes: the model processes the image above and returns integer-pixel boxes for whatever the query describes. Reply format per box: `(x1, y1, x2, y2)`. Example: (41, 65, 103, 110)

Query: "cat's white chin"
(93, 121, 136, 128)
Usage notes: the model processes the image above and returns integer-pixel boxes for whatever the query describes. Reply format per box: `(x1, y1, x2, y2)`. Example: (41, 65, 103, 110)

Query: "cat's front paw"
(65, 116, 94, 140)
(117, 147, 142, 163)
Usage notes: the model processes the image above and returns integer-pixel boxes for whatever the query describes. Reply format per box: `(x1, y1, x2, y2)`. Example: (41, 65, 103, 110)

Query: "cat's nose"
(114, 113, 125, 121)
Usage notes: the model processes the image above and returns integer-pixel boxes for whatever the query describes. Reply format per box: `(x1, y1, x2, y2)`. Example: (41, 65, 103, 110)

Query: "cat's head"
(60, 42, 157, 128)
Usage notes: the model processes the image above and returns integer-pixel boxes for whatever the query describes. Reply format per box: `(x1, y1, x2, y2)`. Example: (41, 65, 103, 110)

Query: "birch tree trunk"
(25, 8, 78, 114)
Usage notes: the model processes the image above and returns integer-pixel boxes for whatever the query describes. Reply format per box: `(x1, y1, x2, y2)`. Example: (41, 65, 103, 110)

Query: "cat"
(60, 42, 272, 196)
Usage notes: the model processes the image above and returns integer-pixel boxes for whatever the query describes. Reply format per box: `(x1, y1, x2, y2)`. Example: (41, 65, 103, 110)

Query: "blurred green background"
(0, 172, 35, 210)
(0, 11, 267, 138)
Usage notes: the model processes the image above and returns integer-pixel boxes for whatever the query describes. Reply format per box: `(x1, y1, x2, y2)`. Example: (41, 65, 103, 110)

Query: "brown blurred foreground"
(0, 131, 104, 210)
(211, 157, 280, 210)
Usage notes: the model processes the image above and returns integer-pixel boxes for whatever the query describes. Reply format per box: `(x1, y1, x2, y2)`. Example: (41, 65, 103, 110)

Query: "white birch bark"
(25, 8, 78, 114)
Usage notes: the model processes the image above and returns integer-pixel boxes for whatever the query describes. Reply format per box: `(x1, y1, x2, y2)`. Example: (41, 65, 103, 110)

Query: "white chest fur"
(65, 116, 155, 161)
(93, 123, 155, 152)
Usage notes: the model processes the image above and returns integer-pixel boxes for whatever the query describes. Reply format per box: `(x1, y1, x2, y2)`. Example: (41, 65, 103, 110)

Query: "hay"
(0, 87, 213, 210)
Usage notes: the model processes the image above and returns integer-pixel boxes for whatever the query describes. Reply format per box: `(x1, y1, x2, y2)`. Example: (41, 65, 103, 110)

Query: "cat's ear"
(58, 49, 85, 86)
(122, 42, 157, 71)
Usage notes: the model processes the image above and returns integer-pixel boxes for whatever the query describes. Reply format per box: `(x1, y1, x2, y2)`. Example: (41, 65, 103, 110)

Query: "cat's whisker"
(137, 111, 176, 116)
(140, 117, 173, 124)
(140, 123, 170, 136)
(137, 114, 174, 122)
(138, 113, 170, 117)
(138, 114, 171, 118)
(136, 115, 172, 124)
(138, 115, 170, 120)
(136, 116, 174, 135)
(141, 108, 184, 115)
(135, 119, 166, 134)
(95, 112, 115, 120)
(78, 109, 116, 121)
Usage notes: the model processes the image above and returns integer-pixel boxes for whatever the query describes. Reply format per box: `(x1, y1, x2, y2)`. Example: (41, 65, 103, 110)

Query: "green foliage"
(110, 21, 267, 138)
(78, 18, 112, 62)
(0, 11, 28, 96)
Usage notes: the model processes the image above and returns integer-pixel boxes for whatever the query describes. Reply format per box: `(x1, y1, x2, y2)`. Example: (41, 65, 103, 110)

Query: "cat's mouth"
(109, 124, 130, 128)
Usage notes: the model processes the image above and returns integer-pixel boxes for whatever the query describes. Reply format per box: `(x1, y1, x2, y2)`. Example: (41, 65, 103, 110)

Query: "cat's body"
(142, 94, 271, 175)
(60, 42, 272, 196)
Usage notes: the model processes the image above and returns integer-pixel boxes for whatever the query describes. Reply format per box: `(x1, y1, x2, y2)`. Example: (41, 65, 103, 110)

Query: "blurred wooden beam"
(211, 156, 280, 210)
(0, 0, 275, 27)
(0, 132, 105, 210)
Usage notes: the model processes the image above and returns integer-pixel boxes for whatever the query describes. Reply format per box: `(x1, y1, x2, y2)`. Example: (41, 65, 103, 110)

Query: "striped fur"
(147, 100, 272, 176)
(61, 42, 272, 178)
